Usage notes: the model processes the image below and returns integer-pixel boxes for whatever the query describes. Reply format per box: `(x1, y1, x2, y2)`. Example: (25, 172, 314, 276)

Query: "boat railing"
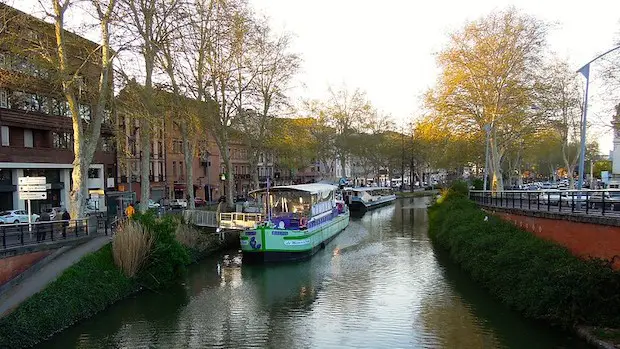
(219, 212, 263, 230)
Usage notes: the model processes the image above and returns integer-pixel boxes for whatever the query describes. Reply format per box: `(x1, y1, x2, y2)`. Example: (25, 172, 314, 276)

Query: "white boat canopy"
(249, 183, 338, 195)
(347, 187, 392, 192)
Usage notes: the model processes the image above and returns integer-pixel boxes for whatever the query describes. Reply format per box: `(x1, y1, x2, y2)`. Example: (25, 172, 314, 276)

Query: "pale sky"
(249, 0, 620, 153)
(10, 0, 620, 153)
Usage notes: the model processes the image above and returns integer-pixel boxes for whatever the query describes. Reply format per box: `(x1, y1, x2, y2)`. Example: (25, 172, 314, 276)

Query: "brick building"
(0, 4, 116, 213)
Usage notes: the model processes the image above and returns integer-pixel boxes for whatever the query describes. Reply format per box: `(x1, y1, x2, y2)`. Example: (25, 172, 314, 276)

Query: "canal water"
(39, 197, 588, 349)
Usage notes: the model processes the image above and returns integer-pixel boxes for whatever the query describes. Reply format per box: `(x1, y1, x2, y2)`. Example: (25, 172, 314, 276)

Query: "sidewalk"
(0, 236, 111, 317)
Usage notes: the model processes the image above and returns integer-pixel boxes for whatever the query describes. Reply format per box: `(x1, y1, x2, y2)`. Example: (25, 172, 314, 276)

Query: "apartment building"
(0, 4, 116, 213)
(116, 87, 222, 203)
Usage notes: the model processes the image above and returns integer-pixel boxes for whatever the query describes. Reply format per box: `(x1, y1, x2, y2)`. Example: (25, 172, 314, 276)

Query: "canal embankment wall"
(428, 191, 620, 331)
(0, 213, 238, 349)
(486, 207, 620, 270)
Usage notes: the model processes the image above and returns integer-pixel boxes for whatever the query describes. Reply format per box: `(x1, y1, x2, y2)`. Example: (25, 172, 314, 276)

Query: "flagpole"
(266, 177, 271, 223)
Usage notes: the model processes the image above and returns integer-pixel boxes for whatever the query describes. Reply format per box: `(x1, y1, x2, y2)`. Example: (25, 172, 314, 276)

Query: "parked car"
(234, 195, 247, 203)
(588, 191, 620, 210)
(169, 199, 188, 209)
(42, 207, 65, 220)
(0, 210, 40, 224)
(194, 197, 206, 207)
(148, 199, 161, 209)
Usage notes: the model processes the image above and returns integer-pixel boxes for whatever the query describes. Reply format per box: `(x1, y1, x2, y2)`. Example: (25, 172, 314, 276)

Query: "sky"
(9, 0, 620, 153)
(248, 0, 620, 152)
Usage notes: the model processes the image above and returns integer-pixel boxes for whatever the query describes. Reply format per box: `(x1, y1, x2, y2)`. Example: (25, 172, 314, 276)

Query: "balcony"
(0, 108, 115, 134)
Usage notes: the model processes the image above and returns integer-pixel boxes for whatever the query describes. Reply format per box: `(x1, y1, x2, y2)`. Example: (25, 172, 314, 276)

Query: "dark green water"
(38, 197, 588, 348)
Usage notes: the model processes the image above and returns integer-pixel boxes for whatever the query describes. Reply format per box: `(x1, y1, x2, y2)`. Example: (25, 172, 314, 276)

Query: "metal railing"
(219, 212, 263, 230)
(183, 210, 218, 227)
(0, 218, 93, 250)
(469, 189, 620, 216)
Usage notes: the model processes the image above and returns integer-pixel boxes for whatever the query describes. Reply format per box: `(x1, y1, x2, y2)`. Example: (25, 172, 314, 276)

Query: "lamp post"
(576, 44, 620, 190)
(483, 124, 491, 191)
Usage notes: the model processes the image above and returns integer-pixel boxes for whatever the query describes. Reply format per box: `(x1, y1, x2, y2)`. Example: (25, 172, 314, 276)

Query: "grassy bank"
(0, 244, 138, 348)
(428, 189, 620, 329)
(0, 213, 232, 348)
(395, 189, 439, 198)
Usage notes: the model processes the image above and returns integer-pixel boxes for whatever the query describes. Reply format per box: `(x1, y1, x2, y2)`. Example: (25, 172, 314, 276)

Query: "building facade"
(0, 4, 115, 213)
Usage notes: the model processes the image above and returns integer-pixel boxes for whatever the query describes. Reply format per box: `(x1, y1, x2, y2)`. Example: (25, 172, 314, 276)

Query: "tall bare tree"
(541, 60, 583, 188)
(239, 24, 300, 189)
(116, 0, 181, 212)
(45, 0, 116, 218)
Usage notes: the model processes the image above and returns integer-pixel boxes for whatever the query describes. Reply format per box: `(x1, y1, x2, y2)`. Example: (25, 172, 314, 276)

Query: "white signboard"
(18, 177, 46, 185)
(19, 192, 47, 200)
(18, 185, 47, 192)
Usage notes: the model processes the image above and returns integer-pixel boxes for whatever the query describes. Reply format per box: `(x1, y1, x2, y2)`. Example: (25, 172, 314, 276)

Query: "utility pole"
(401, 128, 405, 191)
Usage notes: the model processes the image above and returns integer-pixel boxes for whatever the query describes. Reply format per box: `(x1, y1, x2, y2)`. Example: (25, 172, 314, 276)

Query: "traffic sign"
(18, 185, 47, 192)
(18, 177, 46, 185)
(19, 192, 47, 200)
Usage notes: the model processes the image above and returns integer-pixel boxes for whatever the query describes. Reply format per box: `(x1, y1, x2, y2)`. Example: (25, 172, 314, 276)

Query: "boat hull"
(241, 211, 350, 263)
(348, 195, 396, 211)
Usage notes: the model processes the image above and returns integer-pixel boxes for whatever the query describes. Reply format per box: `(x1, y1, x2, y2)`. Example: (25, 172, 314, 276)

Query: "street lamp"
(576, 44, 620, 190)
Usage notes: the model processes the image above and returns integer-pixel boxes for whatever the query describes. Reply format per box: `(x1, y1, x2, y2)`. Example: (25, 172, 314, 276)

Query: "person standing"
(61, 209, 70, 238)
(125, 203, 135, 219)
(37, 210, 51, 242)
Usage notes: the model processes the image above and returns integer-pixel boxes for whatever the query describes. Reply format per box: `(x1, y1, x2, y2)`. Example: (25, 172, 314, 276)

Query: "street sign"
(19, 192, 47, 200)
(18, 177, 46, 185)
(18, 185, 47, 192)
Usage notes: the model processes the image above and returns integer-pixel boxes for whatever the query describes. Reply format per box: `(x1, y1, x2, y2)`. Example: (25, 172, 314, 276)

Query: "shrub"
(471, 178, 483, 190)
(113, 220, 153, 278)
(132, 212, 190, 289)
(0, 245, 137, 348)
(428, 195, 620, 328)
(175, 223, 221, 261)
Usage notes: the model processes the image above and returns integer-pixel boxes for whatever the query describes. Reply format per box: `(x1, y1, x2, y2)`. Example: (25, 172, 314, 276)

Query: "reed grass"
(112, 220, 153, 278)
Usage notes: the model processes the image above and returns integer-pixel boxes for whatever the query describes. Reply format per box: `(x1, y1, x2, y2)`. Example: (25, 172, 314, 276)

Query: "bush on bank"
(0, 213, 202, 348)
(0, 245, 138, 349)
(131, 212, 191, 290)
(428, 189, 620, 328)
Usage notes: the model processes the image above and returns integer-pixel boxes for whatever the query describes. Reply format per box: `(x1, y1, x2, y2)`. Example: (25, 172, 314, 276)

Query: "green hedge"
(0, 244, 138, 349)
(428, 191, 620, 328)
(132, 212, 191, 289)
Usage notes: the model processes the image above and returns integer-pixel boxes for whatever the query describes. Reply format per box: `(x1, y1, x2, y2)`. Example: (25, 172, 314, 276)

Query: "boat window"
(267, 190, 311, 218)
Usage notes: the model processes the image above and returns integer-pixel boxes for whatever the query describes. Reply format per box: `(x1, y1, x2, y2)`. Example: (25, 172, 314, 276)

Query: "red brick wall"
(0, 251, 51, 286)
(497, 212, 620, 269)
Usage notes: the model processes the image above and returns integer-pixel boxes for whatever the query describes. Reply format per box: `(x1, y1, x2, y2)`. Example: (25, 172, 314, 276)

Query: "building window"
(1, 126, 8, 146)
(158, 162, 164, 179)
(79, 104, 91, 121)
(172, 161, 177, 177)
(52, 132, 72, 149)
(88, 168, 100, 179)
(24, 129, 33, 148)
(100, 137, 114, 152)
(0, 89, 6, 108)
(172, 140, 182, 153)
(149, 162, 154, 177)
(179, 161, 184, 177)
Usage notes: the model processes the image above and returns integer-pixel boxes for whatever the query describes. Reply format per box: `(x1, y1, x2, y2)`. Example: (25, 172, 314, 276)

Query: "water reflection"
(38, 198, 587, 349)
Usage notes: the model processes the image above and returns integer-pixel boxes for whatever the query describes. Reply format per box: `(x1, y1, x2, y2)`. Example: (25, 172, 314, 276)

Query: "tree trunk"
(339, 153, 347, 178)
(139, 118, 150, 212)
(182, 122, 195, 209)
(489, 135, 504, 191)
